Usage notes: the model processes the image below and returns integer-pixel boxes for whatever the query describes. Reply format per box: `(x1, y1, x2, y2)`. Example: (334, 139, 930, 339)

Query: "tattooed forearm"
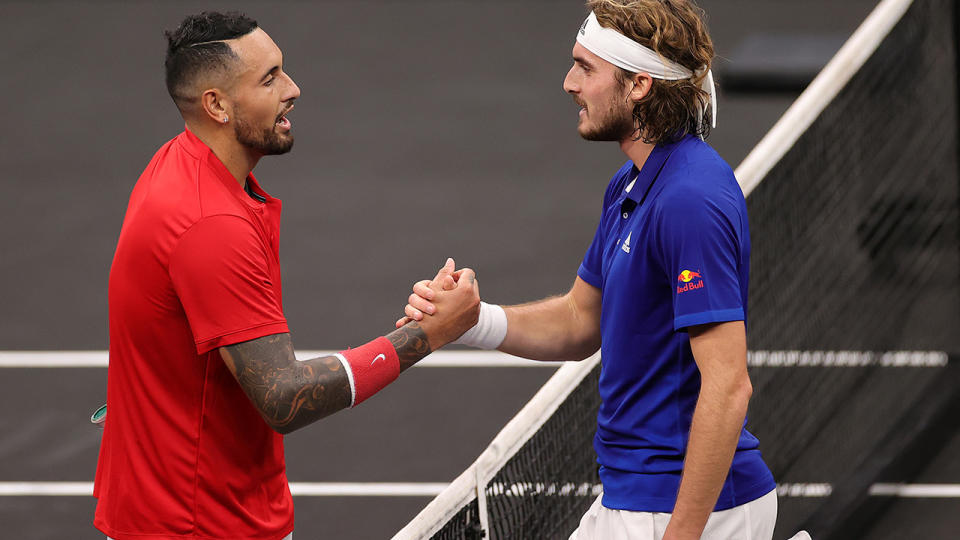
(219, 333, 352, 434)
(220, 326, 433, 433)
(386, 322, 432, 372)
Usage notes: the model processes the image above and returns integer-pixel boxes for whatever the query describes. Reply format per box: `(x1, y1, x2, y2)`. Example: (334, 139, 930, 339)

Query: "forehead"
(572, 42, 612, 69)
(228, 28, 282, 75)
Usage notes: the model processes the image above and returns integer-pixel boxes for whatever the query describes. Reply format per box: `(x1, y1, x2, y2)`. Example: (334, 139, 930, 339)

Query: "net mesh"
(429, 499, 483, 540)
(402, 0, 960, 538)
(483, 366, 600, 540)
(746, 0, 960, 352)
(744, 1, 960, 535)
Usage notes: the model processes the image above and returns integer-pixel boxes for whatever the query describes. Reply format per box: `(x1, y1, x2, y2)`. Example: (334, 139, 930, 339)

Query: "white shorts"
(569, 489, 777, 540)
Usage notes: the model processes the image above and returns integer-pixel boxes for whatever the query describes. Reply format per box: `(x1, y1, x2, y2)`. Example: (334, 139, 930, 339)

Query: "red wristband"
(337, 337, 400, 406)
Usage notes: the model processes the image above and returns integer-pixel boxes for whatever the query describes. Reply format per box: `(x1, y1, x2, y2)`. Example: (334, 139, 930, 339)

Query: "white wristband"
(453, 302, 508, 349)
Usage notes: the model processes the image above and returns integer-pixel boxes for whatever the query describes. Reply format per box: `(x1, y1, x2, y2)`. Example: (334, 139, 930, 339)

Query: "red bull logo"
(677, 270, 704, 294)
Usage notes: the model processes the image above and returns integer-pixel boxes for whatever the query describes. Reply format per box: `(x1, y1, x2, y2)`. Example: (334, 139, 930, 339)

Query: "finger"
(409, 293, 436, 315)
(432, 258, 456, 282)
(413, 280, 434, 301)
(395, 316, 411, 328)
(456, 268, 477, 287)
(451, 269, 465, 281)
(405, 304, 424, 321)
(440, 275, 456, 291)
(413, 281, 436, 302)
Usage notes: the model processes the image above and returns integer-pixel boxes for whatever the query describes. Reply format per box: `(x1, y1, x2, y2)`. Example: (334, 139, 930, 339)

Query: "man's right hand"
(407, 258, 480, 350)
(395, 259, 461, 328)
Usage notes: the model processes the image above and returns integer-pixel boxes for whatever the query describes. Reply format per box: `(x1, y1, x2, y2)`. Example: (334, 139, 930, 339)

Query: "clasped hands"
(397, 258, 480, 349)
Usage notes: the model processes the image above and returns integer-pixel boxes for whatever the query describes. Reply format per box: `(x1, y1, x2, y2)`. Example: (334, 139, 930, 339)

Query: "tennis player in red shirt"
(93, 11, 479, 540)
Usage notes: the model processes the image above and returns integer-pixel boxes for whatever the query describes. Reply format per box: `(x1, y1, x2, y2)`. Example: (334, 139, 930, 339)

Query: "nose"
(283, 72, 301, 102)
(562, 65, 578, 95)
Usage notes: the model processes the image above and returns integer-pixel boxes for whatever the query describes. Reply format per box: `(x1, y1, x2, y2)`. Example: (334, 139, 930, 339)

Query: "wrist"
(453, 302, 507, 349)
(663, 521, 702, 540)
(335, 337, 401, 406)
(664, 504, 709, 539)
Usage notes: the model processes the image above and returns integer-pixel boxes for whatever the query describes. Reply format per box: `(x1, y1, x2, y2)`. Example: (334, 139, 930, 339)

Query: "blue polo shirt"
(577, 135, 775, 512)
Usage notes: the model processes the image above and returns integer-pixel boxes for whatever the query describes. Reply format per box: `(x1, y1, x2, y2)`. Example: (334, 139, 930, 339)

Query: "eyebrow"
(260, 65, 280, 82)
(573, 55, 595, 69)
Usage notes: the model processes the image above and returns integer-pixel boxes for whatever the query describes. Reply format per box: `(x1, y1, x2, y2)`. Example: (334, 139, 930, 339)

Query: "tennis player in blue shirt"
(400, 1, 777, 538)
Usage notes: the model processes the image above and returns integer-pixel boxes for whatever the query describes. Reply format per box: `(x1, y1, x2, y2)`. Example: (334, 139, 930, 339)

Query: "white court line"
(748, 350, 948, 368)
(0, 482, 93, 496)
(0, 351, 111, 368)
(0, 482, 447, 497)
(776, 483, 834, 497)
(870, 484, 960, 497)
(4, 482, 960, 498)
(0, 351, 947, 368)
(290, 483, 448, 497)
(0, 351, 562, 368)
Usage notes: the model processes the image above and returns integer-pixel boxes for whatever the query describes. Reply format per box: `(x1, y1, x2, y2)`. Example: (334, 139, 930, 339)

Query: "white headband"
(576, 12, 717, 129)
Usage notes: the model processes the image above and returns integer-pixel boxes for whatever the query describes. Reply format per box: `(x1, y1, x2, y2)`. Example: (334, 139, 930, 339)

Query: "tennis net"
(396, 0, 960, 538)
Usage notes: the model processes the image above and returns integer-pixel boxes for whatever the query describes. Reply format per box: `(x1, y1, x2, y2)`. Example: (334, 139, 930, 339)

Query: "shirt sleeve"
(169, 215, 289, 354)
(577, 219, 604, 289)
(656, 193, 746, 331)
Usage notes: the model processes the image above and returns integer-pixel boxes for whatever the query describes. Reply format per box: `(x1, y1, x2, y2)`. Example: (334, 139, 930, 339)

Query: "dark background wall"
(0, 0, 876, 351)
(0, 1, 890, 539)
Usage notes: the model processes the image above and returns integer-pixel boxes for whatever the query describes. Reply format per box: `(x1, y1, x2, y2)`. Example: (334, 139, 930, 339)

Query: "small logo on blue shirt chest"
(620, 232, 632, 254)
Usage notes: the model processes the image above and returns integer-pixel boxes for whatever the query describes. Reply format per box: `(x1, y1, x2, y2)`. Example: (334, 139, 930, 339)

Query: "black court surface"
(7, 1, 955, 539)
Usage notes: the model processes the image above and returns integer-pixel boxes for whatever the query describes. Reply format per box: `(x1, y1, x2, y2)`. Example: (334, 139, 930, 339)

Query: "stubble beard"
(234, 111, 294, 156)
(578, 98, 635, 142)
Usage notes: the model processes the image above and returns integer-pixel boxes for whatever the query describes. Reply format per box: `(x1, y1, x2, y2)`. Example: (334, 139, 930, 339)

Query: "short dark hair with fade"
(164, 11, 259, 111)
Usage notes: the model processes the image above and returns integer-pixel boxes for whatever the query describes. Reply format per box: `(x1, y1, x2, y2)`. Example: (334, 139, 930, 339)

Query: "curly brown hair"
(587, 0, 715, 143)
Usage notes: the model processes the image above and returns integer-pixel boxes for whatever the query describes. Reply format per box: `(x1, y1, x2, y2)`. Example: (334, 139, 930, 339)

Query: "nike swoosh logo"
(372, 354, 386, 365)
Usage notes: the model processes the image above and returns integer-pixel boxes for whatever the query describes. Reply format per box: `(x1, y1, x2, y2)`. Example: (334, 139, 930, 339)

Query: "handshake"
(393, 258, 507, 353)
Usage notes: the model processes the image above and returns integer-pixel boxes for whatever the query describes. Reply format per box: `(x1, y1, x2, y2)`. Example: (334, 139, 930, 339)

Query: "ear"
(627, 72, 654, 104)
(200, 88, 231, 125)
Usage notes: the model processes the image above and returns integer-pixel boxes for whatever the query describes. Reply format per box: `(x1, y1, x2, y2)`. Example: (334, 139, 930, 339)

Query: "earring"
(223, 115, 229, 123)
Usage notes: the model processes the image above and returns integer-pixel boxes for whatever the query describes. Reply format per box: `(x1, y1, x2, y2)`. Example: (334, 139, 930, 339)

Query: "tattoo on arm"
(220, 325, 432, 433)
(386, 322, 432, 372)
(220, 333, 352, 434)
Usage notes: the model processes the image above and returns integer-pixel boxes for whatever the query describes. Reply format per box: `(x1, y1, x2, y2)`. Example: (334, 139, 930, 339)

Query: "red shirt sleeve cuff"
(196, 320, 290, 354)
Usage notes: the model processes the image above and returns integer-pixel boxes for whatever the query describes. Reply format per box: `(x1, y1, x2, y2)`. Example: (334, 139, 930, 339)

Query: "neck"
(620, 135, 656, 171)
(186, 120, 262, 186)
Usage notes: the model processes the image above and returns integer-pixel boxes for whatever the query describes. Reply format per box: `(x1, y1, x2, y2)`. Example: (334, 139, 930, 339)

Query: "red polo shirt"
(94, 128, 294, 539)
